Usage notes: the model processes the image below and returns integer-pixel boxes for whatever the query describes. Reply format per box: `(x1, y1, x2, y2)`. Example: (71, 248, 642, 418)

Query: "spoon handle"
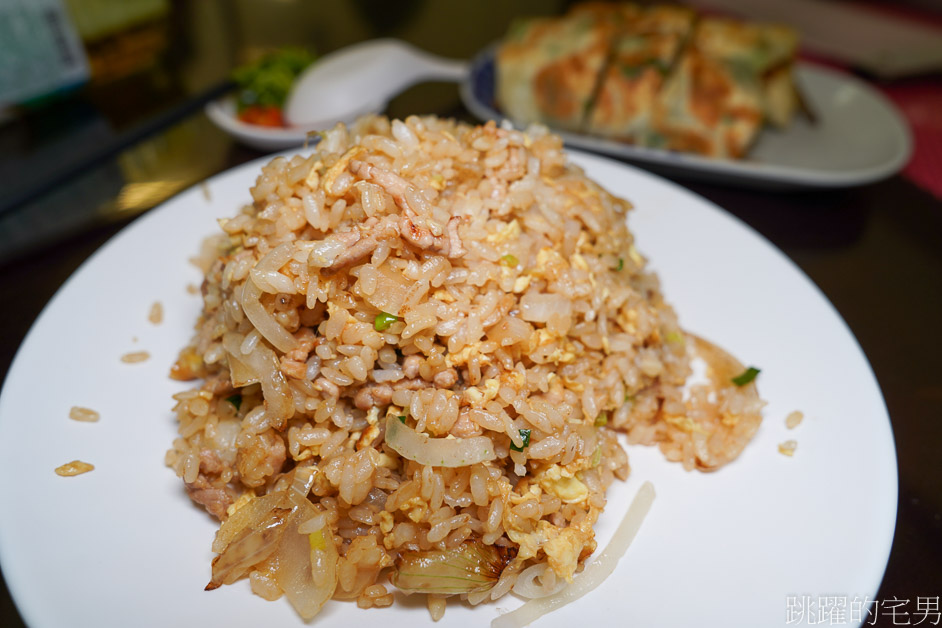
(408, 49, 469, 84)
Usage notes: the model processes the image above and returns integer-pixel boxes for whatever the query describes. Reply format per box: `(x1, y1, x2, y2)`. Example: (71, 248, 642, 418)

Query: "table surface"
(1, 2, 940, 626)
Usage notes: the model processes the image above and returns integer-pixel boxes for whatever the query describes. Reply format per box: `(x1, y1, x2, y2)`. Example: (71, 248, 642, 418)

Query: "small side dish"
(232, 48, 317, 128)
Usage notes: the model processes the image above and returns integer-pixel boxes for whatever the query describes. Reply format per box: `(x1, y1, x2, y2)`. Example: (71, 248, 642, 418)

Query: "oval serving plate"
(461, 46, 912, 190)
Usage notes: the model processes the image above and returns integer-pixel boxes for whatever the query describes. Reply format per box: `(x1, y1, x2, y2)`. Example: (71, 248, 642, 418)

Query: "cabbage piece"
(392, 542, 512, 595)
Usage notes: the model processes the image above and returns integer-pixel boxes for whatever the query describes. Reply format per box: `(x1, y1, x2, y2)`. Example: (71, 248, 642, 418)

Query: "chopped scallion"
(510, 428, 531, 452)
(594, 412, 608, 427)
(615, 258, 624, 271)
(374, 312, 398, 331)
(732, 367, 760, 386)
(225, 394, 242, 411)
(499, 254, 519, 267)
(398, 415, 407, 424)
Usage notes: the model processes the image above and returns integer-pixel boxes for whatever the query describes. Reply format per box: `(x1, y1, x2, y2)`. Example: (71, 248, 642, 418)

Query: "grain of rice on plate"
(165, 115, 763, 620)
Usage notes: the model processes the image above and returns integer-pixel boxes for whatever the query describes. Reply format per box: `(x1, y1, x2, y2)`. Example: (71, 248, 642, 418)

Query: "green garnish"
(591, 446, 602, 467)
(652, 58, 671, 76)
(615, 258, 624, 271)
(594, 412, 608, 427)
(624, 393, 635, 403)
(499, 254, 519, 267)
(732, 367, 760, 386)
(619, 64, 643, 79)
(374, 312, 398, 331)
(398, 415, 407, 424)
(225, 395, 242, 411)
(665, 331, 685, 345)
(510, 428, 531, 452)
(232, 47, 317, 112)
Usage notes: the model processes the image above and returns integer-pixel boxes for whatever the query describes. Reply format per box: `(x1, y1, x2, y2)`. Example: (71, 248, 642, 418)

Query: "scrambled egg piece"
(543, 528, 589, 581)
(428, 173, 446, 190)
(534, 247, 567, 278)
(536, 464, 589, 504)
(506, 519, 595, 582)
(508, 479, 542, 505)
(463, 378, 500, 406)
(616, 307, 639, 335)
(444, 344, 491, 369)
(322, 147, 364, 193)
(486, 219, 522, 244)
(664, 415, 709, 434)
(500, 370, 526, 390)
(356, 423, 381, 450)
(570, 253, 589, 271)
(398, 495, 428, 523)
(432, 288, 455, 303)
(498, 473, 599, 581)
(378, 511, 394, 534)
(376, 452, 399, 469)
(529, 329, 578, 364)
(513, 275, 531, 293)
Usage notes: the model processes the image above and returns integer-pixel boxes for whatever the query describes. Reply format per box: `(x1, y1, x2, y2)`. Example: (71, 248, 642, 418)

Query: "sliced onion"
(491, 481, 655, 628)
(385, 416, 496, 467)
(241, 244, 298, 353)
(212, 492, 289, 553)
(274, 493, 338, 620)
(208, 508, 289, 588)
(223, 332, 294, 426)
(222, 333, 260, 387)
(511, 563, 567, 599)
(227, 353, 259, 388)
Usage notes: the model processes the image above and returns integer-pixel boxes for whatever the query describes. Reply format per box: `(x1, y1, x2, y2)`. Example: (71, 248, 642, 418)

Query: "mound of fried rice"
(166, 116, 763, 620)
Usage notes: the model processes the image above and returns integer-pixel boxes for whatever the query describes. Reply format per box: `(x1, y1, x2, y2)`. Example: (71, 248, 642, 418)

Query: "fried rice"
(165, 115, 763, 621)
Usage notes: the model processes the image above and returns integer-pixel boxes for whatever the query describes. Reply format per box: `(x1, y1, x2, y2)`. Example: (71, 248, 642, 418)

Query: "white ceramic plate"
(0, 150, 897, 628)
(462, 48, 913, 189)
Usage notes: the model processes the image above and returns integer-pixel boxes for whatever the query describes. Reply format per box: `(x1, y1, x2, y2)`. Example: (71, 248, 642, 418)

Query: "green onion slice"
(374, 312, 398, 331)
(731, 367, 760, 386)
(509, 428, 531, 452)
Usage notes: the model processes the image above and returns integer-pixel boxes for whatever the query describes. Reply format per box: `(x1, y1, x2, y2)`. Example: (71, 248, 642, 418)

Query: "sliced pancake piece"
(651, 43, 765, 159)
(496, 8, 617, 131)
(586, 4, 696, 141)
(694, 17, 801, 128)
